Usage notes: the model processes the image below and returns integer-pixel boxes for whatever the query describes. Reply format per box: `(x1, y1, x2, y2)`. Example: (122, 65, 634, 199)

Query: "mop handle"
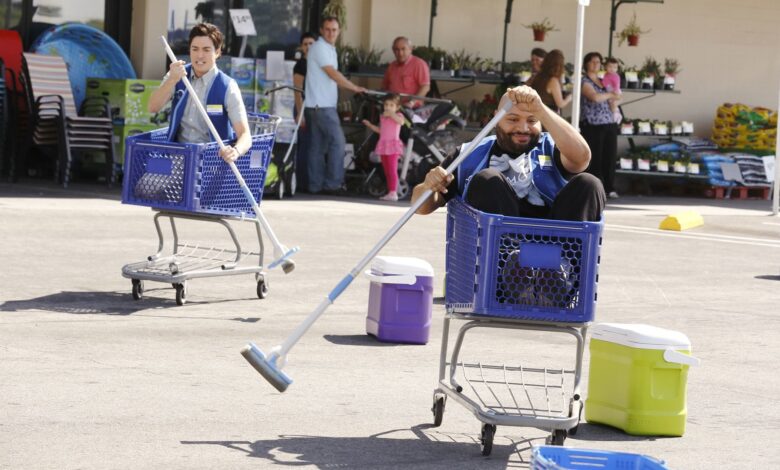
(276, 100, 513, 356)
(160, 36, 289, 252)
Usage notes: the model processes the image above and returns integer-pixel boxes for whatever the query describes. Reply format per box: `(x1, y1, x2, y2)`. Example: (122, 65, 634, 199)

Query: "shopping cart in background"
(431, 198, 604, 455)
(120, 113, 282, 305)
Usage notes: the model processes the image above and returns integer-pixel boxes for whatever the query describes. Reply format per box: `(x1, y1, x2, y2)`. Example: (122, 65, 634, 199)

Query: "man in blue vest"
(149, 23, 250, 163)
(412, 85, 605, 221)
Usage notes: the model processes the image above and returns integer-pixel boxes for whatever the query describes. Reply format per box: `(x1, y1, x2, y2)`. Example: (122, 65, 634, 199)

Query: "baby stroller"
(263, 85, 303, 199)
(351, 90, 466, 199)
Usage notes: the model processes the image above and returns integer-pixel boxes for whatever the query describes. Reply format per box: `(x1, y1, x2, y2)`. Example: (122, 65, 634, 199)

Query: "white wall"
(350, 0, 780, 138)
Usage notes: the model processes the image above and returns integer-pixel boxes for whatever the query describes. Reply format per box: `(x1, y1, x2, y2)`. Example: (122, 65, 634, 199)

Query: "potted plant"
(523, 18, 558, 42)
(447, 49, 474, 78)
(623, 65, 639, 89)
(640, 56, 661, 89)
(337, 45, 358, 72)
(616, 13, 650, 47)
(353, 46, 385, 74)
(663, 58, 681, 90)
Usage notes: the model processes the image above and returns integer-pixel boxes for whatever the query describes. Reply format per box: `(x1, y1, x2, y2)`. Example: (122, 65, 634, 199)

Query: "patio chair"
(21, 52, 115, 187)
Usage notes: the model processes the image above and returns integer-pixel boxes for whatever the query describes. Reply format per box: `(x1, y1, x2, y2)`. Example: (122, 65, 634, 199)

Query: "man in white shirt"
(305, 16, 366, 195)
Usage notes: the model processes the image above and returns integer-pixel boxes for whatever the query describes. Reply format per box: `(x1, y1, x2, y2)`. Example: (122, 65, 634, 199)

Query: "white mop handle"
(160, 36, 227, 152)
(276, 100, 512, 356)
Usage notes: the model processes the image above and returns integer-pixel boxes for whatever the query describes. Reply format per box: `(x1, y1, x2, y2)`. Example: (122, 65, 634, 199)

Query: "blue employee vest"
(167, 64, 235, 142)
(457, 134, 568, 205)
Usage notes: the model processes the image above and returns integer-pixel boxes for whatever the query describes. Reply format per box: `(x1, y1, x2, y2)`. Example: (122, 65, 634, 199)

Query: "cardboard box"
(231, 57, 256, 113)
(85, 78, 168, 126)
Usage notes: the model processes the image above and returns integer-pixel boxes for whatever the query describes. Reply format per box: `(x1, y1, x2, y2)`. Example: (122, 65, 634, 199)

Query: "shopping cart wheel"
(546, 429, 567, 446)
(174, 283, 187, 306)
(276, 178, 286, 200)
(396, 180, 409, 200)
(131, 279, 144, 300)
(257, 277, 268, 299)
(480, 423, 496, 456)
(432, 394, 446, 427)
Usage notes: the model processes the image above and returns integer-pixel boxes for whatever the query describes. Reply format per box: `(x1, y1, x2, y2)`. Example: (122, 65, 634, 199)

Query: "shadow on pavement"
(0, 290, 260, 320)
(755, 274, 780, 281)
(181, 425, 541, 468)
(322, 334, 400, 347)
(568, 423, 667, 443)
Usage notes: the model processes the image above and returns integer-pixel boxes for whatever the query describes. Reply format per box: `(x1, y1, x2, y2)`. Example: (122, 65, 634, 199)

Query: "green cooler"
(585, 323, 700, 436)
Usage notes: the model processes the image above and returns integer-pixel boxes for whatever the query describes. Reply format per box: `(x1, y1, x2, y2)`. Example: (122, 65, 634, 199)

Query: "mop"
(160, 36, 298, 273)
(241, 99, 514, 392)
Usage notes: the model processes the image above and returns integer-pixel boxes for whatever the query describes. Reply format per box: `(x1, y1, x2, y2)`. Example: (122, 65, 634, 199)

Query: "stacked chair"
(0, 58, 7, 176)
(22, 52, 115, 187)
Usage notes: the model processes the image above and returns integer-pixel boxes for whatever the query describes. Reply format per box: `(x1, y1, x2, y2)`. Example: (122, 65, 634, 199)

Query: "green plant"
(616, 13, 650, 46)
(664, 58, 681, 76)
(337, 45, 358, 70)
(504, 60, 532, 74)
(447, 49, 472, 70)
(412, 46, 435, 63)
(640, 56, 661, 78)
(322, 0, 347, 31)
(353, 46, 384, 67)
(523, 17, 559, 33)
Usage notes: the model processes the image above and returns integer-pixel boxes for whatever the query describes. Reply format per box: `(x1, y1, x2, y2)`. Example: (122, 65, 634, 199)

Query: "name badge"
(207, 104, 223, 115)
(538, 154, 553, 168)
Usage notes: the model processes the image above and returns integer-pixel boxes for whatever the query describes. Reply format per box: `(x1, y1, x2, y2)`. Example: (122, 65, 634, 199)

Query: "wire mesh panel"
(121, 114, 278, 216)
(445, 199, 603, 323)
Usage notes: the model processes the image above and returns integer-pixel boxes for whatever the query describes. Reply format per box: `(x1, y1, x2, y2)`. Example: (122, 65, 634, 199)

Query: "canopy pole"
(428, 0, 437, 47)
(773, 79, 780, 215)
(571, 0, 590, 130)
(501, 0, 514, 77)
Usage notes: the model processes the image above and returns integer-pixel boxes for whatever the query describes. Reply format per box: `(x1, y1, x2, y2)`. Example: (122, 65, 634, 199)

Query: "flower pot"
(533, 29, 546, 42)
(627, 34, 639, 46)
(641, 76, 655, 90)
(663, 75, 676, 90)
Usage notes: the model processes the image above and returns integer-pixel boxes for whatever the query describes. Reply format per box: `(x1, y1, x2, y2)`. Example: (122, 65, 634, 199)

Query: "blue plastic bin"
(121, 113, 276, 217)
(445, 199, 603, 323)
(531, 446, 668, 470)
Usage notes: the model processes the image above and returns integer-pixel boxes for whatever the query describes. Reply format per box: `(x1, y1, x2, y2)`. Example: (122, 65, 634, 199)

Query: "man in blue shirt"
(305, 16, 367, 195)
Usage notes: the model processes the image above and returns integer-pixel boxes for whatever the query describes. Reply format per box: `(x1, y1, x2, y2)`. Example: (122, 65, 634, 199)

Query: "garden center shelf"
(621, 88, 681, 107)
(615, 169, 708, 180)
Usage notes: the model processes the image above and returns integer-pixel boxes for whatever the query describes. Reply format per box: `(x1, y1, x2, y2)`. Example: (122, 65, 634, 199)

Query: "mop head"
(241, 343, 292, 392)
(268, 246, 300, 272)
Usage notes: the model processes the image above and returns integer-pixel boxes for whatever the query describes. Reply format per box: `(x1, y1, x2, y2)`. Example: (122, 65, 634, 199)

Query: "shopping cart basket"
(432, 198, 604, 455)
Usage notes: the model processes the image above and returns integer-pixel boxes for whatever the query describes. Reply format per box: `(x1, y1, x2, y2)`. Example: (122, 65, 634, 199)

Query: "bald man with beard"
(412, 85, 605, 221)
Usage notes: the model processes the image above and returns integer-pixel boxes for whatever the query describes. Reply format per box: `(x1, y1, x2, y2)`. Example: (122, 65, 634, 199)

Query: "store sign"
(229, 9, 256, 36)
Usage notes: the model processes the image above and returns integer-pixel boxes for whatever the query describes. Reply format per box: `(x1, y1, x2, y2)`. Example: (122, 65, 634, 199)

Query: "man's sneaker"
(322, 187, 348, 197)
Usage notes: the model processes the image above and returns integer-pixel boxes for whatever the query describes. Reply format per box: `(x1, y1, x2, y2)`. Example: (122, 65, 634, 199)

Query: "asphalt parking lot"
(1, 181, 779, 469)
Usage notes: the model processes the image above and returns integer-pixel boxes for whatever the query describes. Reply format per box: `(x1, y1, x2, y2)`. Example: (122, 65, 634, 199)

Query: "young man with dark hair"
(149, 23, 250, 163)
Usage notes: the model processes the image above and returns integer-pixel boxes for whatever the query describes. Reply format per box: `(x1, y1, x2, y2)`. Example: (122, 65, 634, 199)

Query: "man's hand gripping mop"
(160, 36, 298, 273)
(241, 99, 514, 392)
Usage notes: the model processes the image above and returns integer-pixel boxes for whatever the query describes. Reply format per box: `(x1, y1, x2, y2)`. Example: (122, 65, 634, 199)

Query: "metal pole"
(571, 0, 590, 130)
(773, 80, 780, 215)
(428, 0, 437, 48)
(608, 0, 618, 59)
(501, 0, 513, 77)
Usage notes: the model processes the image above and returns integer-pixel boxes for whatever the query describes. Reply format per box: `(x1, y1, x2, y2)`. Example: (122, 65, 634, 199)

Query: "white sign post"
(571, 0, 590, 130)
(229, 9, 256, 58)
(773, 79, 780, 215)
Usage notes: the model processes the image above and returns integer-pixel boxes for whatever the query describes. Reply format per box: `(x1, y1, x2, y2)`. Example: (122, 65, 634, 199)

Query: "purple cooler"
(365, 256, 434, 344)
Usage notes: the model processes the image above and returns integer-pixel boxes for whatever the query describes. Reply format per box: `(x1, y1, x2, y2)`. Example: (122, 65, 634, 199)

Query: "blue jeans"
(304, 107, 345, 192)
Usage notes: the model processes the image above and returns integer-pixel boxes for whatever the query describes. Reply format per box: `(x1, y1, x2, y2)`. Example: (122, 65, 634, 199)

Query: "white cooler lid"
(370, 256, 434, 277)
(591, 323, 692, 350)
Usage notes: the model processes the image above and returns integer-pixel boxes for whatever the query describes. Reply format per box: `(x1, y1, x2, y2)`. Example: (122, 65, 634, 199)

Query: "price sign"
(229, 9, 256, 36)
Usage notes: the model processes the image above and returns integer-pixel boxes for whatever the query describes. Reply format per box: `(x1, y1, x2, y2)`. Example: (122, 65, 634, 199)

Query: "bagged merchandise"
(712, 102, 777, 151)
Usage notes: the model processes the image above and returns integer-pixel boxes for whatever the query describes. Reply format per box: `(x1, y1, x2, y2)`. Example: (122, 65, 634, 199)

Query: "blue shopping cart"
(431, 198, 604, 455)
(120, 113, 281, 305)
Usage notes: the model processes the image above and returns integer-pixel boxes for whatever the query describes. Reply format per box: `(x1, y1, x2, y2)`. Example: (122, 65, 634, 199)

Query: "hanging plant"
(616, 13, 650, 47)
(523, 18, 558, 42)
